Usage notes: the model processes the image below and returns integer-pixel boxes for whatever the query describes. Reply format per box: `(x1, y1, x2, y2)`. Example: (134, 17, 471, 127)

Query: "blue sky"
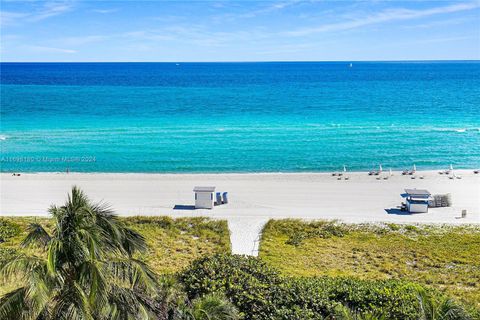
(1, 1, 479, 61)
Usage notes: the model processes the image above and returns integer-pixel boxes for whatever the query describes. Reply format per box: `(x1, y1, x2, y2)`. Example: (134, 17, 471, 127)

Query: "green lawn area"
(0, 216, 230, 294)
(259, 219, 480, 308)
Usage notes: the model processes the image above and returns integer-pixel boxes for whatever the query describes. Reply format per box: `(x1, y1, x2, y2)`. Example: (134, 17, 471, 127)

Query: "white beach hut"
(193, 186, 216, 209)
(404, 189, 431, 213)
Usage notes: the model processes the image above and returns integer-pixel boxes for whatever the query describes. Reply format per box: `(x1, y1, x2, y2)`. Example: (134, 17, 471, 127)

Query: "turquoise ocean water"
(1, 62, 479, 173)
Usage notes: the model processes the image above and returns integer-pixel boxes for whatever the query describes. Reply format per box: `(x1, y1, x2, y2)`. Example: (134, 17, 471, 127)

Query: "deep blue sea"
(1, 62, 479, 173)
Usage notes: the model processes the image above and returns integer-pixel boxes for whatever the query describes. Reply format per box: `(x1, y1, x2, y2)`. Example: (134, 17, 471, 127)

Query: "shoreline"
(1, 168, 479, 177)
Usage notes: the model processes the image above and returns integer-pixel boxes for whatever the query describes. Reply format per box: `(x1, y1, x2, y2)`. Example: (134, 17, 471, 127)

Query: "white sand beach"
(1, 171, 479, 255)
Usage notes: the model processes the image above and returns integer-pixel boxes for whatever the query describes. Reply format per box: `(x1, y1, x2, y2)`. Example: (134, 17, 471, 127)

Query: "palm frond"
(21, 223, 51, 249)
(68, 186, 90, 213)
(0, 253, 54, 319)
(89, 204, 125, 251)
(76, 227, 104, 261)
(105, 285, 151, 320)
(0, 287, 28, 320)
(25, 271, 55, 320)
(120, 227, 148, 256)
(417, 288, 435, 320)
(50, 281, 93, 320)
(105, 258, 158, 292)
(437, 298, 471, 320)
(48, 204, 61, 220)
(90, 200, 115, 218)
(78, 259, 108, 310)
(0, 254, 46, 282)
(191, 293, 240, 320)
(47, 238, 63, 275)
(157, 275, 188, 306)
(417, 288, 470, 320)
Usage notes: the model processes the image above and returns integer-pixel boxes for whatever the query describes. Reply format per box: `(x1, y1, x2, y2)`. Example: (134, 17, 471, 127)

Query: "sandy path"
(1, 171, 479, 255)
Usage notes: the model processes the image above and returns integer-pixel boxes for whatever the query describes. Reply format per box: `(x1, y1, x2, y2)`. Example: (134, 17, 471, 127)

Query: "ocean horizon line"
(1, 59, 480, 64)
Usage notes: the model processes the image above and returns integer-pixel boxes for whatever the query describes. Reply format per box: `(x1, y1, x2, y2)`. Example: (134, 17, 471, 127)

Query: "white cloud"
(241, 0, 302, 18)
(256, 42, 315, 55)
(284, 2, 480, 37)
(1, 34, 21, 41)
(30, 2, 74, 22)
(210, 0, 302, 22)
(122, 31, 175, 42)
(400, 35, 478, 45)
(0, 1, 74, 25)
(91, 8, 119, 14)
(122, 2, 479, 48)
(24, 45, 76, 54)
(402, 16, 473, 29)
(420, 35, 478, 43)
(61, 35, 107, 46)
(0, 11, 29, 26)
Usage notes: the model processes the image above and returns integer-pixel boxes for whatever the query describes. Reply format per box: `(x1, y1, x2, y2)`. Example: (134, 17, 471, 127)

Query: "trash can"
(222, 192, 228, 204)
(216, 192, 222, 205)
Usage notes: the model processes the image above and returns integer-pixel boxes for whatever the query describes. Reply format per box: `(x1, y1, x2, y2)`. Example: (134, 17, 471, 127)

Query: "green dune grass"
(0, 216, 230, 295)
(259, 219, 480, 308)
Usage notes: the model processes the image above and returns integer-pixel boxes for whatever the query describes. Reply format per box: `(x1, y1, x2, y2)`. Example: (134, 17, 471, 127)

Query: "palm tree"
(0, 186, 159, 320)
(187, 294, 240, 320)
(417, 289, 471, 320)
(147, 275, 240, 320)
(154, 275, 190, 320)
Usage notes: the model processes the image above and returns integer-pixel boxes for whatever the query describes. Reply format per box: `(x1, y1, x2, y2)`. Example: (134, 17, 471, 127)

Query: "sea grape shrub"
(180, 254, 428, 320)
(0, 219, 21, 243)
(180, 254, 285, 319)
(180, 254, 340, 319)
(269, 278, 421, 320)
(272, 279, 343, 319)
(294, 277, 422, 319)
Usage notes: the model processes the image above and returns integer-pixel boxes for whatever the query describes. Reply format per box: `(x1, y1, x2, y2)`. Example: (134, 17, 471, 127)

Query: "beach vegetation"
(0, 219, 21, 242)
(260, 219, 480, 309)
(180, 254, 473, 320)
(123, 216, 230, 274)
(187, 293, 241, 320)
